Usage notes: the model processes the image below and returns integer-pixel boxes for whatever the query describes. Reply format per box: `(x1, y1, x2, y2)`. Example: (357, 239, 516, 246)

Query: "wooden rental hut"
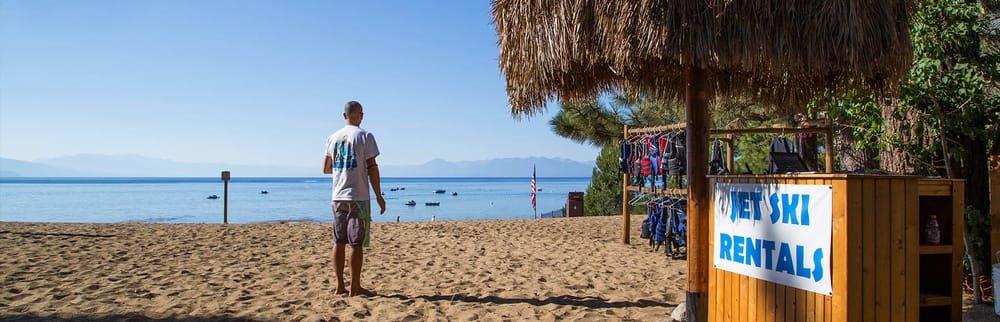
(491, 1, 915, 321)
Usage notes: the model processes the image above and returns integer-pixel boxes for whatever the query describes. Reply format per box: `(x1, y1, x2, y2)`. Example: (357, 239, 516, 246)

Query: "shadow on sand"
(379, 293, 676, 309)
(0, 314, 258, 322)
(0, 295, 675, 321)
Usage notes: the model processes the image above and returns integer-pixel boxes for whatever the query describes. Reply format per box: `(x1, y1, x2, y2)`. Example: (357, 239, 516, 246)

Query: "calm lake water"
(0, 177, 590, 223)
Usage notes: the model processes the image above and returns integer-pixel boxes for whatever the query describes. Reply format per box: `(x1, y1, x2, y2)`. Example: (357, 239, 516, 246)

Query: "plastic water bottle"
(924, 215, 941, 245)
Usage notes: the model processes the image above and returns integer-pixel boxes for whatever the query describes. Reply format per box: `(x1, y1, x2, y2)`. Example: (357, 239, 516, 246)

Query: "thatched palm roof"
(492, 0, 913, 115)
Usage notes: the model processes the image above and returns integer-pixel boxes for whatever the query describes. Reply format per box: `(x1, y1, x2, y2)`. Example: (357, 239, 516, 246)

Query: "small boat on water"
(434, 189, 446, 194)
(207, 195, 220, 200)
(399, 187, 406, 190)
(451, 192, 458, 196)
(390, 188, 399, 192)
(425, 202, 441, 206)
(405, 200, 417, 206)
(260, 190, 269, 194)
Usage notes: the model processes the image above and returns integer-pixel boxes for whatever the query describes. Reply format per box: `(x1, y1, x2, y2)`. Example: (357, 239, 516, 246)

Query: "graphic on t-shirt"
(333, 137, 358, 170)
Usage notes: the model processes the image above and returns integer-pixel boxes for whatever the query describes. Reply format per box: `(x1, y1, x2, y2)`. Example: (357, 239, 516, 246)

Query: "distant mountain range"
(0, 155, 593, 177)
(0, 155, 315, 177)
(0, 158, 90, 177)
(380, 157, 593, 177)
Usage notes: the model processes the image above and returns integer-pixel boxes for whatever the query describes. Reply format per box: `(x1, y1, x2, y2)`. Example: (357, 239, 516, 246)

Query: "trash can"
(566, 192, 584, 217)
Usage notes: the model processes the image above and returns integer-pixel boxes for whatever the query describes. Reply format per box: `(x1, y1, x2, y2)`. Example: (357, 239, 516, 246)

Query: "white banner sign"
(713, 183, 833, 295)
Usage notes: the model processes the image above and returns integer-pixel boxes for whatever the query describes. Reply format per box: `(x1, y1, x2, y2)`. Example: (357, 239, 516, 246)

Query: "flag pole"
(532, 164, 538, 219)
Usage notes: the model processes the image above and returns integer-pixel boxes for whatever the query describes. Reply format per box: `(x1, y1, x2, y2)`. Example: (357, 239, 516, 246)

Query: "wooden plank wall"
(708, 176, 918, 322)
(950, 182, 964, 322)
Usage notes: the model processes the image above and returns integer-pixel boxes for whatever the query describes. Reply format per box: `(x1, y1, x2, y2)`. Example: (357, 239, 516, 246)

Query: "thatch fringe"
(492, 0, 913, 115)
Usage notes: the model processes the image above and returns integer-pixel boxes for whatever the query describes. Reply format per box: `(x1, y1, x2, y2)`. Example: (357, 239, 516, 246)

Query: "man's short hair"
(344, 101, 363, 114)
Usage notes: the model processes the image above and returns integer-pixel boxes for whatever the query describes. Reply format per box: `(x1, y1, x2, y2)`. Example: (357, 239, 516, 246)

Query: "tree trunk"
(945, 129, 991, 303)
(962, 134, 992, 297)
(963, 135, 991, 237)
(835, 126, 879, 172)
(879, 102, 918, 174)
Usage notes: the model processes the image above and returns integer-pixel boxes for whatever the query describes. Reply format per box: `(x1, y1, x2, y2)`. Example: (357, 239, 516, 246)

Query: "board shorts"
(332, 200, 372, 247)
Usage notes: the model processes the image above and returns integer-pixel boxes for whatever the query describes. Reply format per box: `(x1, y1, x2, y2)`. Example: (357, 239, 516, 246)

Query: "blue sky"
(0, 0, 598, 167)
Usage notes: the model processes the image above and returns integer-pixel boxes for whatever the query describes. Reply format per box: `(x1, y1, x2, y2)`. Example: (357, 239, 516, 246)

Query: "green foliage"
(583, 142, 622, 216)
(811, 0, 999, 174)
(809, 88, 883, 152)
(734, 133, 773, 174)
(899, 0, 999, 172)
(550, 100, 624, 146)
(814, 0, 998, 289)
(549, 94, 683, 146)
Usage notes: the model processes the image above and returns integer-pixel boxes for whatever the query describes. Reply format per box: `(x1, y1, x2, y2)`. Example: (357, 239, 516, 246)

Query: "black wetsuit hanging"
(768, 136, 808, 173)
(709, 139, 729, 175)
(619, 139, 631, 173)
(666, 132, 686, 175)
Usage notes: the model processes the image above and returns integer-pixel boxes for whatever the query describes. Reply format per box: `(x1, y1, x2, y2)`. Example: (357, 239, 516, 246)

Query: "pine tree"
(584, 142, 621, 216)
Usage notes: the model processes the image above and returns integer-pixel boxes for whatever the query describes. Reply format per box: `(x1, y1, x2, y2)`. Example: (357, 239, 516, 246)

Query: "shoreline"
(0, 214, 571, 226)
(1, 215, 682, 321)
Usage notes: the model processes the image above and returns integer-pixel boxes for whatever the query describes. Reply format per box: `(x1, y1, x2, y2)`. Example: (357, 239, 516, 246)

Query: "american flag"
(530, 164, 537, 214)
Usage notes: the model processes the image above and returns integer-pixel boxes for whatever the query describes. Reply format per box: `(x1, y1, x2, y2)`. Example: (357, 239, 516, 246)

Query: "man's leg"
(332, 204, 349, 295)
(334, 243, 347, 295)
(348, 245, 370, 296)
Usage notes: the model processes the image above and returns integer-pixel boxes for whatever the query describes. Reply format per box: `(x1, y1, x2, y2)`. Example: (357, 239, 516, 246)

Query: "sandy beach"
(1, 216, 684, 321)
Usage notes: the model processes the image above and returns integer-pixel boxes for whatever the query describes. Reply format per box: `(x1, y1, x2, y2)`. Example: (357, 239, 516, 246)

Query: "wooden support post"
(825, 124, 835, 173)
(622, 173, 631, 244)
(622, 124, 631, 244)
(221, 170, 230, 224)
(224, 180, 229, 224)
(685, 66, 709, 322)
(726, 134, 735, 172)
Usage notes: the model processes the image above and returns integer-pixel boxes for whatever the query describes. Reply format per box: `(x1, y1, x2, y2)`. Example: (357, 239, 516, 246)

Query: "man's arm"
(323, 156, 333, 174)
(367, 157, 385, 214)
(322, 138, 334, 174)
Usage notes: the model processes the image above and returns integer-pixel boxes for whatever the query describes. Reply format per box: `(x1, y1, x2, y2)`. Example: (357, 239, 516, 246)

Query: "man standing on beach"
(323, 100, 386, 297)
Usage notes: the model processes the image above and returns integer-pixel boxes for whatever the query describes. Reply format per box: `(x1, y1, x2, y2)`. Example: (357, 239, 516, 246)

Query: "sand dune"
(1, 216, 684, 321)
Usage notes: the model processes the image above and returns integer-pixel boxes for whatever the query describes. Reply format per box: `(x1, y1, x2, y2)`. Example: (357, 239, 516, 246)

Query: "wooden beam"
(825, 125, 835, 173)
(625, 186, 688, 196)
(625, 122, 686, 134)
(726, 135, 735, 172)
(710, 126, 830, 135)
(685, 66, 710, 322)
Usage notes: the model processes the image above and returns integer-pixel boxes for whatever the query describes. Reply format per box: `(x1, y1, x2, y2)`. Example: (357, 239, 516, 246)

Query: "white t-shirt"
(324, 125, 380, 201)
